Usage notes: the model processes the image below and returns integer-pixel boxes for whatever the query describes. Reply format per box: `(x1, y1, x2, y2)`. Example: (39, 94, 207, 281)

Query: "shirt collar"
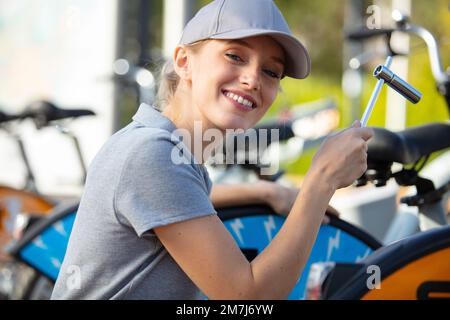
(132, 103, 177, 133)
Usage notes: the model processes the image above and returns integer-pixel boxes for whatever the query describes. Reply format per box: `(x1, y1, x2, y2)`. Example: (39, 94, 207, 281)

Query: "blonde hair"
(154, 41, 207, 111)
(154, 59, 179, 111)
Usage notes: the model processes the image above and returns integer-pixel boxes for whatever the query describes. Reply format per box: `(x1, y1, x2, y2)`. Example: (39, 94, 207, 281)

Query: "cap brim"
(210, 29, 311, 79)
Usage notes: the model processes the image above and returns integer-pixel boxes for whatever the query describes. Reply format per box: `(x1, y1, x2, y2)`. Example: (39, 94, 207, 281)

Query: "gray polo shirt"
(51, 103, 216, 300)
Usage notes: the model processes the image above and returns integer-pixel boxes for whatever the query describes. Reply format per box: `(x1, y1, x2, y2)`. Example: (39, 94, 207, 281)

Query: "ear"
(173, 45, 192, 81)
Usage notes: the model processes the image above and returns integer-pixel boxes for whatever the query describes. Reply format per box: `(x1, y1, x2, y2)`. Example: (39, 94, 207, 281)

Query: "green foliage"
(273, 0, 346, 81)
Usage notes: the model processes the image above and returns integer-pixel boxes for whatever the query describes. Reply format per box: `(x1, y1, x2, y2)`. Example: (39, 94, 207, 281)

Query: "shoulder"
(120, 122, 178, 145)
(112, 123, 200, 180)
(109, 122, 183, 159)
(128, 125, 192, 166)
(87, 121, 191, 185)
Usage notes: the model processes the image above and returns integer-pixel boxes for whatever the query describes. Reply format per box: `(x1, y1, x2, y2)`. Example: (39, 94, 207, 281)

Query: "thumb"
(352, 120, 362, 128)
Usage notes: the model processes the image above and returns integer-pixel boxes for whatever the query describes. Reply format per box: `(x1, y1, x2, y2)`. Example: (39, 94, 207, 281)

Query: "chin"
(214, 116, 252, 132)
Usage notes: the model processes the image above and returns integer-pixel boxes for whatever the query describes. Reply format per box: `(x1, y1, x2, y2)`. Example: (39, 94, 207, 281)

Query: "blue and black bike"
(5, 199, 382, 300)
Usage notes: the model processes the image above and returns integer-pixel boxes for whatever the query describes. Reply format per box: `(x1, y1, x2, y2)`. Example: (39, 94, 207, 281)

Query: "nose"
(239, 65, 261, 91)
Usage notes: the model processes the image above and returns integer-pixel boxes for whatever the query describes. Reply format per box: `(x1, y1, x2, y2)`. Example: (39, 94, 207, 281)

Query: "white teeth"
(225, 91, 254, 109)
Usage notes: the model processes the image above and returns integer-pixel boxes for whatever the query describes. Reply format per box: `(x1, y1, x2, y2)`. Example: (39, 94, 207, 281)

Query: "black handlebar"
(346, 28, 395, 41)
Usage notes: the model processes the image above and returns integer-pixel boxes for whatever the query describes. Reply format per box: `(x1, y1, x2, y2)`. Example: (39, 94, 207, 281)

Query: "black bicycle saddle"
(0, 110, 22, 124)
(368, 123, 450, 164)
(21, 100, 96, 129)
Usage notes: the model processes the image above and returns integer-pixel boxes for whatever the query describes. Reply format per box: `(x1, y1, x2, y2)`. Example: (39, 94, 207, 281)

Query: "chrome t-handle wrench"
(360, 56, 422, 127)
(373, 65, 423, 104)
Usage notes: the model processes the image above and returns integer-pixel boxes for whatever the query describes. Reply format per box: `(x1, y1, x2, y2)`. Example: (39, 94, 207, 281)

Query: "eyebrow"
(225, 39, 285, 67)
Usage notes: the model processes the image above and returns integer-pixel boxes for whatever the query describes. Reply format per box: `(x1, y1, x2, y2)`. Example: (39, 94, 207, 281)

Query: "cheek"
(190, 69, 214, 102)
(192, 61, 230, 93)
(261, 86, 279, 111)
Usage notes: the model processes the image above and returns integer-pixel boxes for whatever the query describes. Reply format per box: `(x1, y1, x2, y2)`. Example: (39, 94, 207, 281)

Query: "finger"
(353, 127, 374, 141)
(322, 215, 330, 225)
(360, 128, 374, 141)
(326, 205, 340, 217)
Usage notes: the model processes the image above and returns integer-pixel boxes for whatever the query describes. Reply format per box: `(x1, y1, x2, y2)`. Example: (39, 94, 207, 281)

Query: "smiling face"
(177, 36, 285, 132)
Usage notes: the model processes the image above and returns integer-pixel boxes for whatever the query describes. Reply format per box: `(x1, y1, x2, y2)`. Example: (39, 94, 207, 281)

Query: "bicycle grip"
(346, 28, 394, 41)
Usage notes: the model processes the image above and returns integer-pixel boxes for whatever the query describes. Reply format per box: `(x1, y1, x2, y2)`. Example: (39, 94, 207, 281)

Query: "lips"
(222, 90, 257, 110)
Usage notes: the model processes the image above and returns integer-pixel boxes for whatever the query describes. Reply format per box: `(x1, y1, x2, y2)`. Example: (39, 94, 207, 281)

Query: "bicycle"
(302, 10, 450, 300)
(317, 225, 450, 300)
(331, 9, 450, 244)
(0, 101, 94, 299)
(0, 101, 95, 242)
(0, 108, 57, 299)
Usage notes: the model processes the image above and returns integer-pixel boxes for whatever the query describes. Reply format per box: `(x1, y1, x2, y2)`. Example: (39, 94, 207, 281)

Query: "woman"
(51, 0, 373, 300)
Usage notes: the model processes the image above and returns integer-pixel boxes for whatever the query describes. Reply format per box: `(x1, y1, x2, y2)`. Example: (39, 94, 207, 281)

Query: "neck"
(162, 94, 224, 164)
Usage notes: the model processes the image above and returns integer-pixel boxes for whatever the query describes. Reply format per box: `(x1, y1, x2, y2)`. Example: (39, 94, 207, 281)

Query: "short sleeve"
(114, 130, 217, 237)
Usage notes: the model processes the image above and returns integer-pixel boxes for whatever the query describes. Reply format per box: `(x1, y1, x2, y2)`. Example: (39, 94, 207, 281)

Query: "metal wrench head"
(374, 65, 422, 104)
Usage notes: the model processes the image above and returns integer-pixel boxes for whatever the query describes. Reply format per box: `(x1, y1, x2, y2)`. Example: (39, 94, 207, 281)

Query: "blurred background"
(0, 0, 448, 198)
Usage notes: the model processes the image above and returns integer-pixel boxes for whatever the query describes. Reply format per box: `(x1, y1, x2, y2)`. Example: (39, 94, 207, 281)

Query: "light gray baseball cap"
(179, 0, 311, 79)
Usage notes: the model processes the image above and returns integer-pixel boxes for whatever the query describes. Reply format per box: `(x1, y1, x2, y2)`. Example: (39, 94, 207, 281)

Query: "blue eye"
(264, 69, 281, 79)
(225, 52, 282, 79)
(225, 53, 244, 62)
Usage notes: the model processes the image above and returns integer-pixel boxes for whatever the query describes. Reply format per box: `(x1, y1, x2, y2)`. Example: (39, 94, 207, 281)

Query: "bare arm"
(155, 172, 333, 299)
(209, 182, 270, 208)
(210, 181, 339, 219)
(154, 125, 373, 299)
